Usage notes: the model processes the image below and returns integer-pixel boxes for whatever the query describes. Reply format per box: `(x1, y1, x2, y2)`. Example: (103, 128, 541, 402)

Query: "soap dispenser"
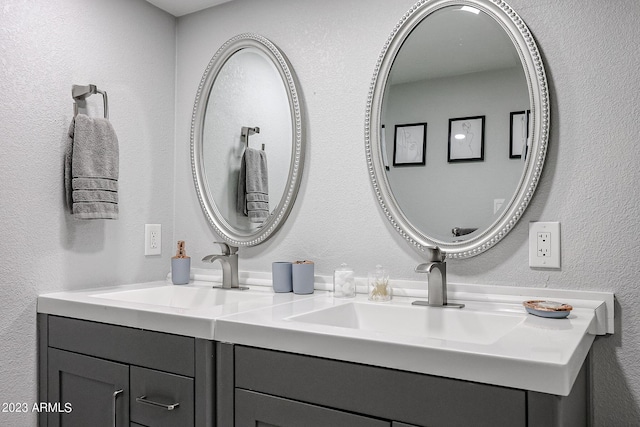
(171, 241, 191, 285)
(368, 264, 391, 302)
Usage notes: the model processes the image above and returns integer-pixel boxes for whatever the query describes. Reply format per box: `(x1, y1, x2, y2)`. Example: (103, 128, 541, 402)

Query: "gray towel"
(237, 147, 269, 223)
(64, 114, 119, 219)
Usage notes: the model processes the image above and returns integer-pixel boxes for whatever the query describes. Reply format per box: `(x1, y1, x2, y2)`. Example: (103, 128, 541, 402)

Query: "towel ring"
(72, 84, 109, 119)
(241, 126, 265, 150)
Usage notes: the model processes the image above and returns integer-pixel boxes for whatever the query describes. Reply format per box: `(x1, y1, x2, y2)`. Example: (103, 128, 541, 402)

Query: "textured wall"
(0, 0, 176, 424)
(175, 0, 640, 424)
(385, 68, 528, 239)
(203, 49, 291, 228)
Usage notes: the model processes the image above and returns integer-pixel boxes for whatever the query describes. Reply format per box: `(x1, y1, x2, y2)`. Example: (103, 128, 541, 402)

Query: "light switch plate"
(529, 222, 560, 268)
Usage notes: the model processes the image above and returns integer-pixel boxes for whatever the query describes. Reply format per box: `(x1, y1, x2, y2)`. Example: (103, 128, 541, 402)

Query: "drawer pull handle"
(112, 389, 123, 427)
(136, 395, 180, 411)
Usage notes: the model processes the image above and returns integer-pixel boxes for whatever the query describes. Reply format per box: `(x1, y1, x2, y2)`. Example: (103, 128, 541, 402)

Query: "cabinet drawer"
(235, 346, 526, 427)
(236, 389, 390, 427)
(130, 366, 194, 427)
(48, 315, 195, 376)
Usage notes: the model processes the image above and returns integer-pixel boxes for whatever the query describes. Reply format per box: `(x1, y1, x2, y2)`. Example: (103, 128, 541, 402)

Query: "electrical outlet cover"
(529, 222, 560, 268)
(145, 224, 161, 256)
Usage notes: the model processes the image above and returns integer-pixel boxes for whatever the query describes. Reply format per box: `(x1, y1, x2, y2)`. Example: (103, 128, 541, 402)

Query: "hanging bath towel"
(237, 147, 269, 223)
(64, 114, 119, 219)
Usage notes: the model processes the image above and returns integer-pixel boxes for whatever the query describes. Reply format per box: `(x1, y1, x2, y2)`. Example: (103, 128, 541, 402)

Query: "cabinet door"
(48, 348, 129, 427)
(235, 389, 390, 427)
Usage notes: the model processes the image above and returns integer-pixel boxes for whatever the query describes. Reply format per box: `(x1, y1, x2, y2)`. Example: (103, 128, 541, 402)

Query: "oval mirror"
(366, 0, 549, 258)
(191, 34, 304, 246)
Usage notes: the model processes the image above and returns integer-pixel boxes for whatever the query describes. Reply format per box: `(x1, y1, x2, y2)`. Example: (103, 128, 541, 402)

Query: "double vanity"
(39, 0, 614, 425)
(38, 272, 614, 426)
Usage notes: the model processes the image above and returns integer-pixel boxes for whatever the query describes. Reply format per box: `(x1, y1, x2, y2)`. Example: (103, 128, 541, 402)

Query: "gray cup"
(272, 262, 293, 293)
(292, 262, 315, 295)
(171, 258, 191, 285)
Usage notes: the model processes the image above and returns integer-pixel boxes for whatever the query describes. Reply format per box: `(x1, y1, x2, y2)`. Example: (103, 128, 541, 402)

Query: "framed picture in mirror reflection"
(393, 122, 427, 166)
(510, 110, 530, 159)
(448, 116, 485, 162)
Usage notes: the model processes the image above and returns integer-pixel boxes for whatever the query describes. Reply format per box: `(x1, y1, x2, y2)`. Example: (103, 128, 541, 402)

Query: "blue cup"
(272, 262, 293, 293)
(292, 262, 314, 295)
(171, 258, 191, 285)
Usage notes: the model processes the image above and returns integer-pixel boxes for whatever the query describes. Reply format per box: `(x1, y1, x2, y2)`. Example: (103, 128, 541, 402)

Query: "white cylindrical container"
(333, 263, 356, 298)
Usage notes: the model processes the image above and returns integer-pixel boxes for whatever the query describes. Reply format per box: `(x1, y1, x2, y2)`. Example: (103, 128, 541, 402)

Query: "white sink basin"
(287, 302, 524, 345)
(38, 273, 613, 395)
(37, 280, 309, 340)
(93, 285, 268, 310)
(216, 291, 610, 395)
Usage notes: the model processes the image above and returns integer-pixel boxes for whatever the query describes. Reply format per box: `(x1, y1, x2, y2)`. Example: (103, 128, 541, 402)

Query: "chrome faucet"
(201, 242, 248, 290)
(412, 247, 464, 309)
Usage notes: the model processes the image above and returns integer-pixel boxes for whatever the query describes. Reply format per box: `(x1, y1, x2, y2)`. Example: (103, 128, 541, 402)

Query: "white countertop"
(215, 292, 605, 396)
(38, 271, 614, 396)
(37, 279, 320, 339)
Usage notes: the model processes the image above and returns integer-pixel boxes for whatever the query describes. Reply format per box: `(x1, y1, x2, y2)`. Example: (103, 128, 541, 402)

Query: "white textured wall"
(203, 49, 291, 229)
(385, 67, 528, 239)
(0, 0, 175, 424)
(175, 0, 640, 424)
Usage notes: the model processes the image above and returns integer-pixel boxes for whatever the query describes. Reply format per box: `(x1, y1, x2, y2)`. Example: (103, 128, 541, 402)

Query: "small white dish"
(523, 300, 572, 318)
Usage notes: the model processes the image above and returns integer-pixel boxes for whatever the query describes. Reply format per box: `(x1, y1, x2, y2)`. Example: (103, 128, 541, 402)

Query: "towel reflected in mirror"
(237, 147, 269, 223)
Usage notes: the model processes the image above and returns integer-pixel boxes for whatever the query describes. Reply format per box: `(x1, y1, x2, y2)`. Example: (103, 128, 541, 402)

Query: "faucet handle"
(214, 242, 238, 255)
(415, 263, 435, 273)
(426, 246, 446, 262)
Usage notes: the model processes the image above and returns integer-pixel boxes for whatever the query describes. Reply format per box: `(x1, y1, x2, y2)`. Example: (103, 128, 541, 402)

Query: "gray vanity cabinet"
(235, 389, 390, 426)
(38, 314, 214, 427)
(47, 348, 129, 426)
(39, 315, 588, 426)
(220, 344, 589, 427)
